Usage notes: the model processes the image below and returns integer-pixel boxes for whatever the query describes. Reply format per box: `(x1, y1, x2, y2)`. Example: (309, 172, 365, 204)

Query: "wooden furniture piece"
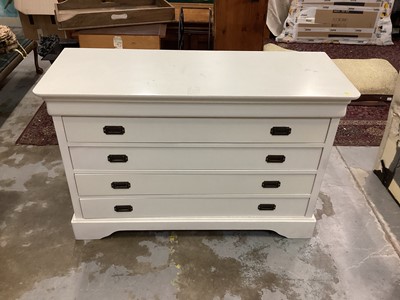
(77, 24, 167, 49)
(214, 0, 269, 50)
(33, 48, 359, 240)
(177, 6, 212, 49)
(0, 39, 43, 83)
(172, 2, 213, 23)
(55, 0, 175, 30)
(162, 1, 214, 50)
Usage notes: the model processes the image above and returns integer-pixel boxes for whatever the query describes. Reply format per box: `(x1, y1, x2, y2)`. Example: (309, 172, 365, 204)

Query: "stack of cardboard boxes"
(277, 0, 394, 45)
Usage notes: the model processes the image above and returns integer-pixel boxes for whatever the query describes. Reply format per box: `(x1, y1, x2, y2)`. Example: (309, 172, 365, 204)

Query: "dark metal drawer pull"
(108, 154, 128, 163)
(262, 181, 281, 188)
(111, 181, 131, 189)
(270, 126, 291, 136)
(103, 125, 125, 135)
(114, 205, 133, 212)
(266, 155, 286, 163)
(258, 204, 276, 211)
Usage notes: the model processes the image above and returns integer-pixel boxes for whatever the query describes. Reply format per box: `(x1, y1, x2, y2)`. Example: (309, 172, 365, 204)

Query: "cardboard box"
(18, 12, 66, 40)
(77, 24, 167, 49)
(301, 1, 383, 8)
(14, 0, 58, 15)
(297, 30, 373, 39)
(375, 74, 400, 205)
(14, 0, 66, 40)
(313, 9, 379, 28)
(295, 6, 379, 40)
(277, 0, 394, 45)
(296, 6, 380, 29)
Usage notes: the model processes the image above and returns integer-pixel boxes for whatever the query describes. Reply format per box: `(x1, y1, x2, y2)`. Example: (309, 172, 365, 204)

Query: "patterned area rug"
(334, 104, 390, 146)
(16, 101, 390, 147)
(16, 102, 57, 146)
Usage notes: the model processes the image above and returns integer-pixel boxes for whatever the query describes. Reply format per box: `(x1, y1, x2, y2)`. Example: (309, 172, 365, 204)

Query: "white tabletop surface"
(33, 48, 360, 101)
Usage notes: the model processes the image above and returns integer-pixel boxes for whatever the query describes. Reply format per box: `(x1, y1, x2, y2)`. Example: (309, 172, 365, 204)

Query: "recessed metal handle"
(114, 205, 133, 212)
(111, 13, 128, 20)
(270, 126, 291, 136)
(262, 181, 281, 188)
(108, 154, 128, 163)
(266, 155, 286, 163)
(111, 181, 131, 189)
(258, 204, 276, 211)
(103, 125, 125, 135)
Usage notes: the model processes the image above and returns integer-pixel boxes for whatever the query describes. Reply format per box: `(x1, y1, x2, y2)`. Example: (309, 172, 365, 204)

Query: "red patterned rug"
(16, 101, 390, 146)
(16, 102, 57, 146)
(334, 103, 390, 146)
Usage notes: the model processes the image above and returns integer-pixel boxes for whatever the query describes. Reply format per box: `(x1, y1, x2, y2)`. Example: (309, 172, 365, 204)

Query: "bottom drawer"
(80, 196, 309, 219)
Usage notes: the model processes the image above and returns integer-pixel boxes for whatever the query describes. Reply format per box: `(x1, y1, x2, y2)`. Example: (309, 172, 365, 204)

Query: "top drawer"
(63, 117, 330, 143)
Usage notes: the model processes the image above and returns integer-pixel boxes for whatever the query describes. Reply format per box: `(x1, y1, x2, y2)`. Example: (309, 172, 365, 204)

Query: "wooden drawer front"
(70, 147, 323, 171)
(74, 173, 315, 196)
(80, 197, 309, 219)
(63, 117, 330, 143)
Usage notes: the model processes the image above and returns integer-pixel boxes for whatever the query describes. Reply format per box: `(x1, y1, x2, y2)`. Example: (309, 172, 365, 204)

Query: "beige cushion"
(263, 43, 293, 52)
(263, 43, 399, 95)
(333, 59, 398, 95)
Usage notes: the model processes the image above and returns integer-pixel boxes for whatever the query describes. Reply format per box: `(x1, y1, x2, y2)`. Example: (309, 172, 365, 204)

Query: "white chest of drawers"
(33, 48, 359, 239)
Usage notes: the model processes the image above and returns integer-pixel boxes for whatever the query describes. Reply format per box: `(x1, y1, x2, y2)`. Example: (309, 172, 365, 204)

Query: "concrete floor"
(1, 54, 400, 300)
